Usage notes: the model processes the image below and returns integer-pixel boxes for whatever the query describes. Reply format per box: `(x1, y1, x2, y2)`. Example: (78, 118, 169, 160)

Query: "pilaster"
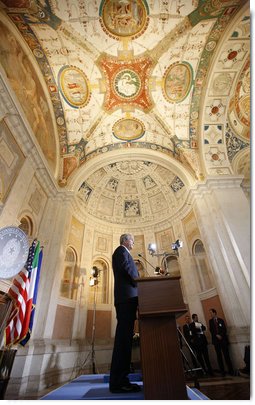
(190, 176, 250, 327)
(33, 196, 74, 339)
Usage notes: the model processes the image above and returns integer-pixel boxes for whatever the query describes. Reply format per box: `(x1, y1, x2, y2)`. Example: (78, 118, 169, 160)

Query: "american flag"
(20, 247, 43, 346)
(5, 239, 40, 347)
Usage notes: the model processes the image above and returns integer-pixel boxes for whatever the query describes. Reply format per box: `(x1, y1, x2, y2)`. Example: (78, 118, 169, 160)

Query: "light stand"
(147, 239, 183, 275)
(81, 266, 100, 374)
(90, 278, 97, 374)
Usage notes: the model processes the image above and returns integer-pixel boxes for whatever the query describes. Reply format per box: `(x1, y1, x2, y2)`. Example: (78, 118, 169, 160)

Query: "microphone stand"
(137, 254, 162, 276)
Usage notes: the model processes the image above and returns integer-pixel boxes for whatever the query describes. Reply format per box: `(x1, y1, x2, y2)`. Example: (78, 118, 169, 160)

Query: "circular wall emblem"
(0, 227, 29, 279)
(114, 69, 141, 99)
(99, 0, 149, 39)
(163, 62, 193, 103)
(58, 65, 90, 108)
(113, 118, 145, 141)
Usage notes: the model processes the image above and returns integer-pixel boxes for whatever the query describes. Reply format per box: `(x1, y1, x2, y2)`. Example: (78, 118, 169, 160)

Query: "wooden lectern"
(136, 276, 188, 400)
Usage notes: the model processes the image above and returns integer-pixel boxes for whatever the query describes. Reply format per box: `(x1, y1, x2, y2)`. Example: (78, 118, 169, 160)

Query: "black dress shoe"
(110, 383, 141, 393)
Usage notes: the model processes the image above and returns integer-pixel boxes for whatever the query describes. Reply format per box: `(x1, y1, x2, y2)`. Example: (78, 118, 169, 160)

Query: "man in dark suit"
(182, 315, 198, 368)
(190, 313, 213, 375)
(109, 234, 141, 393)
(209, 308, 234, 376)
(183, 315, 192, 343)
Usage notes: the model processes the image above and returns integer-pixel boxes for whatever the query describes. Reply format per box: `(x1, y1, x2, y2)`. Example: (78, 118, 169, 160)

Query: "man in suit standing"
(182, 315, 198, 368)
(109, 234, 141, 393)
(190, 313, 213, 375)
(183, 315, 192, 343)
(209, 308, 234, 376)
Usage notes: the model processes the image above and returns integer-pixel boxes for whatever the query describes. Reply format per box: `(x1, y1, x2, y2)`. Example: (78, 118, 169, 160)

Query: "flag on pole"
(4, 239, 40, 347)
(20, 247, 43, 346)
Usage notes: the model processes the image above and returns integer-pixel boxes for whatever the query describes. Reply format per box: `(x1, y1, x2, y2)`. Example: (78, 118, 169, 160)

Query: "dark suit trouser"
(214, 341, 233, 374)
(188, 343, 198, 368)
(195, 345, 213, 374)
(109, 298, 138, 389)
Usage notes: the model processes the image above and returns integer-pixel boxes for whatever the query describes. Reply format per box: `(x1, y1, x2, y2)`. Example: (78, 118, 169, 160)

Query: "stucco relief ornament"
(114, 70, 141, 99)
(0, 227, 29, 279)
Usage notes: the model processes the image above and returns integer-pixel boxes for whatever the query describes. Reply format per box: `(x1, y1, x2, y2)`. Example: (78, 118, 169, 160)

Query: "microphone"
(138, 253, 157, 276)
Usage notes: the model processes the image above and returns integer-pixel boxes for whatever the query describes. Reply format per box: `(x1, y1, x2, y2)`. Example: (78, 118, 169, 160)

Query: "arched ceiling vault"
(0, 0, 250, 226)
(69, 148, 196, 190)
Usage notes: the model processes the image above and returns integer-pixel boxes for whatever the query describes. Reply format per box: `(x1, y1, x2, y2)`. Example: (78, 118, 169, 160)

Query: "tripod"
(80, 280, 98, 374)
(177, 328, 205, 389)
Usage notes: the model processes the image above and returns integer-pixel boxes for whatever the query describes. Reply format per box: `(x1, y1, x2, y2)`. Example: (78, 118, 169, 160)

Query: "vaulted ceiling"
(0, 0, 250, 226)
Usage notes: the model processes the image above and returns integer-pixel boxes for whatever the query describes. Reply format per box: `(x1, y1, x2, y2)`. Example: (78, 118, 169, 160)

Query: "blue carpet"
(103, 372, 142, 383)
(41, 373, 209, 400)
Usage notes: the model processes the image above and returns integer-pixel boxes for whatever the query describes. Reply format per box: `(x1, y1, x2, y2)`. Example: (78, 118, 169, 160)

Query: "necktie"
(214, 318, 219, 333)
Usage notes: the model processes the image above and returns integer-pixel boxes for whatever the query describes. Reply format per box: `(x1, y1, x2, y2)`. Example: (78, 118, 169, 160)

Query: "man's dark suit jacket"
(112, 245, 139, 305)
(209, 317, 228, 345)
(183, 323, 192, 343)
(189, 321, 208, 348)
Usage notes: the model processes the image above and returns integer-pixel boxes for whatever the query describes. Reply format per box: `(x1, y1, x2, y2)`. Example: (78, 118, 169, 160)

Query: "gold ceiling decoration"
(99, 0, 149, 39)
(97, 54, 154, 112)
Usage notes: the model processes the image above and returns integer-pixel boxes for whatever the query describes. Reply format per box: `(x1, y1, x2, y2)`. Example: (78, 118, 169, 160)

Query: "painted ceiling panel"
(0, 0, 250, 226)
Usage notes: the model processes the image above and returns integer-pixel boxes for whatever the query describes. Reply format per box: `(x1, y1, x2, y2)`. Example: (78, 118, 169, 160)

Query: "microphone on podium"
(138, 253, 162, 276)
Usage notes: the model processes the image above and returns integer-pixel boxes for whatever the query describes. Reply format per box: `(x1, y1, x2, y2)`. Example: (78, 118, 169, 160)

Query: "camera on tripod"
(89, 266, 100, 286)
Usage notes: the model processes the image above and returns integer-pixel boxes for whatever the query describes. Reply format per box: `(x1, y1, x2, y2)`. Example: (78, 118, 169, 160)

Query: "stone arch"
(192, 239, 214, 292)
(88, 256, 110, 305)
(198, 2, 250, 177)
(60, 245, 79, 300)
(69, 148, 197, 191)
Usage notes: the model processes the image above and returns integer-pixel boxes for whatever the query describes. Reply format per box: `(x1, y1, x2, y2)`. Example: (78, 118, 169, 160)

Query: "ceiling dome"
(76, 159, 187, 225)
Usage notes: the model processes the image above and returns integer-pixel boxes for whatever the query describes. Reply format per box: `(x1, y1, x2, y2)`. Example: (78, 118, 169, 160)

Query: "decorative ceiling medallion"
(228, 58, 250, 142)
(113, 118, 145, 141)
(98, 55, 154, 112)
(114, 70, 141, 99)
(99, 0, 149, 40)
(163, 62, 193, 104)
(58, 66, 91, 108)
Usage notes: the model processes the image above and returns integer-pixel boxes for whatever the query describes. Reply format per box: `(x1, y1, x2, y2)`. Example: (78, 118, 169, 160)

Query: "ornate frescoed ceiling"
(0, 0, 250, 226)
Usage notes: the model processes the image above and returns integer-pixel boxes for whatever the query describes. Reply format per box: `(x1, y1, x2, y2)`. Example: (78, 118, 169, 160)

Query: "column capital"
(189, 174, 244, 198)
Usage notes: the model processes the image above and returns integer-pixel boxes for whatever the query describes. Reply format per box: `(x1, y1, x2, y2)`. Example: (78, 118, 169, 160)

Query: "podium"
(136, 276, 187, 400)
